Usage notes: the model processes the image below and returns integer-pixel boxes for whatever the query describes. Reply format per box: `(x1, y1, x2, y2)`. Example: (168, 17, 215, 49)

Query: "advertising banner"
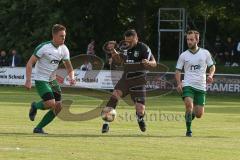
(0, 67, 239, 93)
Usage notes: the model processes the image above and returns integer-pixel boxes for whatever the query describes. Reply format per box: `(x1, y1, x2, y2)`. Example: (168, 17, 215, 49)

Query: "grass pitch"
(0, 86, 240, 160)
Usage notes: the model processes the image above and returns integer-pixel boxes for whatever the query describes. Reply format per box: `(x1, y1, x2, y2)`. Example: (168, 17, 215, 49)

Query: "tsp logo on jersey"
(50, 60, 60, 64)
(190, 64, 201, 70)
(123, 50, 128, 56)
(134, 51, 139, 57)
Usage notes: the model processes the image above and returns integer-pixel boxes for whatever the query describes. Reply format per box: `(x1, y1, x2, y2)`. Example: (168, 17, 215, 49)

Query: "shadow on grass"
(0, 132, 228, 139)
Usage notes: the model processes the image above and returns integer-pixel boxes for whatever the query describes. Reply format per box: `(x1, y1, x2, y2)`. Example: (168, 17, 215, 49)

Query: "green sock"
(36, 110, 56, 129)
(192, 112, 196, 121)
(185, 112, 193, 132)
(34, 101, 45, 110)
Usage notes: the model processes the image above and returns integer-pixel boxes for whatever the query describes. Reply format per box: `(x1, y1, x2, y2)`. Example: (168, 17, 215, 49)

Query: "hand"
(69, 78, 76, 86)
(142, 59, 149, 67)
(176, 83, 183, 94)
(24, 80, 32, 90)
(207, 75, 214, 84)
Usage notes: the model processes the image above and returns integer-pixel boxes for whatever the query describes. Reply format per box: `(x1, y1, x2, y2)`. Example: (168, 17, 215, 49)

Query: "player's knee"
(185, 100, 192, 106)
(196, 113, 203, 118)
(112, 90, 122, 99)
(42, 92, 56, 109)
(196, 111, 204, 118)
(111, 94, 119, 101)
(184, 97, 193, 107)
(54, 102, 62, 115)
(44, 100, 56, 109)
(185, 102, 193, 111)
(194, 106, 204, 118)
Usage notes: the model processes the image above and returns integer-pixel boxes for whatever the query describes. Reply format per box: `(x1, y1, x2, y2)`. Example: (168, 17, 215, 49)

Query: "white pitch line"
(0, 147, 21, 151)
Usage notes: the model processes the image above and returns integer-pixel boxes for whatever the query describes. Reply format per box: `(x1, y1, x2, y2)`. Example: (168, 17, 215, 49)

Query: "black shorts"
(115, 74, 146, 104)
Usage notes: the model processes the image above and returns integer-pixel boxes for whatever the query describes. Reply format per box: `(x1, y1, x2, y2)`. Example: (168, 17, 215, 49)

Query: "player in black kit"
(101, 29, 157, 133)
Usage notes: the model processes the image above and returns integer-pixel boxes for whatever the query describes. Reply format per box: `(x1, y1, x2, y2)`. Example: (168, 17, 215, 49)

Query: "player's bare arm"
(63, 60, 76, 85)
(175, 69, 183, 93)
(25, 55, 38, 89)
(207, 65, 216, 84)
(142, 55, 157, 69)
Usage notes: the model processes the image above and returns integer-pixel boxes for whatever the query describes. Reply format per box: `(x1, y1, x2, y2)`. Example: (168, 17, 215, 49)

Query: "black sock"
(136, 112, 145, 121)
(192, 112, 196, 121)
(106, 95, 118, 109)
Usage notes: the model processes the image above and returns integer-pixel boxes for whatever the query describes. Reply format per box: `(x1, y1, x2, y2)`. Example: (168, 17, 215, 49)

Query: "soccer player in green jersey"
(25, 24, 76, 134)
(175, 30, 216, 137)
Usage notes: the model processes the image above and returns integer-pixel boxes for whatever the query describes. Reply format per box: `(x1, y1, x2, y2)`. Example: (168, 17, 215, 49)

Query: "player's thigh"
(193, 90, 206, 106)
(35, 80, 55, 108)
(114, 78, 128, 98)
(50, 80, 62, 102)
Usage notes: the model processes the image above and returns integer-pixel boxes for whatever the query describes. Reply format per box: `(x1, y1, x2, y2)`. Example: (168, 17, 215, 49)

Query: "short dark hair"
(124, 29, 137, 37)
(52, 24, 66, 35)
(187, 30, 200, 41)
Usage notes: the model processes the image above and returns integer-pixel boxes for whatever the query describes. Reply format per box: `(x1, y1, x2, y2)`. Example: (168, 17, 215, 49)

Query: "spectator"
(9, 49, 22, 67)
(224, 37, 234, 67)
(80, 59, 92, 71)
(212, 35, 225, 64)
(86, 39, 95, 55)
(232, 39, 240, 67)
(103, 41, 118, 70)
(105, 54, 118, 70)
(0, 50, 9, 67)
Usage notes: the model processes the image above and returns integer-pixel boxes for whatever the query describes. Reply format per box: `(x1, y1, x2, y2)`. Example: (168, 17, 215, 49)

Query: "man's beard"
(188, 43, 197, 50)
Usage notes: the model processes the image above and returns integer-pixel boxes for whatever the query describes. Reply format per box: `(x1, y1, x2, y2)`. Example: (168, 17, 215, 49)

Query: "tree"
(0, 0, 240, 62)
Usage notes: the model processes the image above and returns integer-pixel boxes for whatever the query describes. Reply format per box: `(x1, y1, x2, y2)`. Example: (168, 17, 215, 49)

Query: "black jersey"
(121, 42, 152, 64)
(120, 42, 153, 78)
